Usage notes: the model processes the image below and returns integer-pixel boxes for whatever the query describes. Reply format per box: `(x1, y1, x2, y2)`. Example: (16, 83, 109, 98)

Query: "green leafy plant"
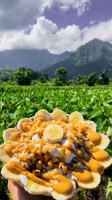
(0, 84, 112, 199)
(106, 178, 112, 200)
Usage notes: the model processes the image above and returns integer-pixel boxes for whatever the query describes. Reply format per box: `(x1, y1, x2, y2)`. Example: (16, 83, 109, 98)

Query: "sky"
(0, 0, 112, 54)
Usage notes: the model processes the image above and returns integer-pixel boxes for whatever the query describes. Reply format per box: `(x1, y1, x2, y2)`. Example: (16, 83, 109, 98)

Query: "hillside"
(0, 49, 70, 70)
(42, 39, 112, 78)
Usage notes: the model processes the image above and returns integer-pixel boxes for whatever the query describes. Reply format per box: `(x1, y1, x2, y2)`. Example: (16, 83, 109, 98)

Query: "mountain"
(1, 39, 112, 77)
(0, 49, 70, 70)
(42, 39, 112, 78)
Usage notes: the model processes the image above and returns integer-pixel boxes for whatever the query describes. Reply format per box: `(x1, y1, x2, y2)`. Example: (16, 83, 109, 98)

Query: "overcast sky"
(0, 0, 112, 54)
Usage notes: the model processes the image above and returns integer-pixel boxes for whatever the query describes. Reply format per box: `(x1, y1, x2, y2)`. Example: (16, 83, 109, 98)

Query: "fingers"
(8, 180, 77, 200)
(8, 180, 21, 200)
(8, 180, 30, 200)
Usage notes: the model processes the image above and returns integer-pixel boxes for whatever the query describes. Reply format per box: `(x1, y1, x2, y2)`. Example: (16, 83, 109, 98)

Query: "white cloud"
(0, 16, 81, 54)
(50, 25, 82, 53)
(55, 0, 91, 16)
(90, 20, 96, 25)
(0, 0, 91, 55)
(82, 19, 112, 44)
(1, 15, 112, 54)
(0, 0, 91, 31)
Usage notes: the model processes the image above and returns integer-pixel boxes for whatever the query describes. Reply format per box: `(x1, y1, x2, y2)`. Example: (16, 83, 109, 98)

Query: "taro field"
(0, 84, 112, 199)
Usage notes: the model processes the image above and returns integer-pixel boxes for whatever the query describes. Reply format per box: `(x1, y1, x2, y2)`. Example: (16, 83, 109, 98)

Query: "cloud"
(0, 0, 53, 30)
(0, 0, 92, 54)
(0, 16, 81, 54)
(55, 0, 91, 16)
(50, 25, 82, 53)
(82, 19, 112, 44)
(89, 20, 97, 25)
(0, 15, 112, 54)
(0, 0, 91, 31)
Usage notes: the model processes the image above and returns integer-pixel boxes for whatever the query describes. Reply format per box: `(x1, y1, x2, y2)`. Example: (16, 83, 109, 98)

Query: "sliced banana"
(51, 180, 76, 200)
(51, 109, 67, 121)
(2, 164, 50, 196)
(96, 134, 110, 149)
(77, 172, 101, 189)
(0, 144, 11, 163)
(2, 164, 75, 200)
(69, 112, 84, 125)
(100, 157, 112, 169)
(84, 120, 97, 132)
(1, 164, 20, 182)
(3, 128, 17, 143)
(44, 125, 63, 143)
(25, 180, 49, 195)
(17, 118, 32, 132)
(34, 109, 51, 121)
(0, 108, 111, 199)
(2, 164, 48, 195)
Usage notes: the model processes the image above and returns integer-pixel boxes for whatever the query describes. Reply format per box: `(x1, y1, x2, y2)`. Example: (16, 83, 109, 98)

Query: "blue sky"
(44, 0, 112, 29)
(0, 0, 112, 54)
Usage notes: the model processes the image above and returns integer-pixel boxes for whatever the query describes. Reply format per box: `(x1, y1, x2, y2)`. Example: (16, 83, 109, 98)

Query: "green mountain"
(42, 39, 112, 78)
(0, 49, 70, 70)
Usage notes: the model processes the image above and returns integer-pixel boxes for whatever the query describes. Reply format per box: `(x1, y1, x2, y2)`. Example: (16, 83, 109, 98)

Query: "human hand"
(8, 180, 54, 200)
(8, 180, 77, 200)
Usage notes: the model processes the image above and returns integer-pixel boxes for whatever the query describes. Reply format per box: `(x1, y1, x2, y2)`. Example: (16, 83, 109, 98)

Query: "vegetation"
(0, 70, 13, 82)
(0, 68, 48, 85)
(0, 67, 110, 86)
(86, 72, 98, 86)
(53, 67, 68, 86)
(0, 65, 111, 199)
(98, 69, 110, 85)
(38, 74, 48, 83)
(14, 68, 32, 85)
(0, 84, 112, 199)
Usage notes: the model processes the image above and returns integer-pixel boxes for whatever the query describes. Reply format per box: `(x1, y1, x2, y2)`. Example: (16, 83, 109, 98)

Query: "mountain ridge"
(42, 39, 112, 78)
(0, 49, 70, 70)
(0, 39, 112, 78)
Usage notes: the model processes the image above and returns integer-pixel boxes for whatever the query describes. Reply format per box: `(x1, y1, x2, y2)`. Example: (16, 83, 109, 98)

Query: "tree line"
(0, 67, 110, 86)
(0, 68, 48, 84)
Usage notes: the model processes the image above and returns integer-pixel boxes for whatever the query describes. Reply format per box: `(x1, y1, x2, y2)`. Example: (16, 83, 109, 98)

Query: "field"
(0, 84, 112, 199)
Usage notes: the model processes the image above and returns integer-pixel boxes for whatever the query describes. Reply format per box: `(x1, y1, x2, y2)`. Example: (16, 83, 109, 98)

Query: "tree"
(28, 69, 40, 80)
(98, 69, 109, 85)
(74, 75, 88, 85)
(39, 75, 48, 83)
(87, 72, 98, 86)
(81, 75, 88, 85)
(55, 67, 67, 77)
(0, 70, 13, 82)
(74, 74, 82, 85)
(54, 67, 68, 85)
(14, 68, 32, 85)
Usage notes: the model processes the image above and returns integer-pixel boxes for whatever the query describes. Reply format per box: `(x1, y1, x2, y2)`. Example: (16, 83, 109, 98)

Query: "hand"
(8, 180, 54, 200)
(8, 180, 77, 200)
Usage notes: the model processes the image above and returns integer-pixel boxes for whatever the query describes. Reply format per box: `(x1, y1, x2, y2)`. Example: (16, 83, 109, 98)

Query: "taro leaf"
(106, 178, 112, 200)
(109, 118, 112, 125)
(0, 161, 3, 169)
(0, 126, 4, 144)
(89, 110, 102, 119)
(13, 110, 21, 118)
(106, 127, 112, 139)
(103, 103, 112, 114)
(106, 149, 112, 157)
